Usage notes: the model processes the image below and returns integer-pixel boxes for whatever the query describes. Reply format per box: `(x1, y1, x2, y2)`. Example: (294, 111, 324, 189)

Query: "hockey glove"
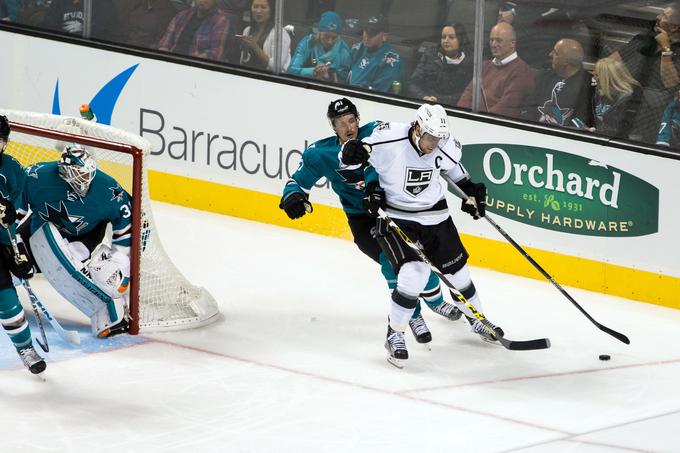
(363, 182, 386, 218)
(6, 241, 34, 280)
(0, 198, 17, 229)
(279, 192, 312, 220)
(458, 180, 486, 220)
(341, 139, 372, 166)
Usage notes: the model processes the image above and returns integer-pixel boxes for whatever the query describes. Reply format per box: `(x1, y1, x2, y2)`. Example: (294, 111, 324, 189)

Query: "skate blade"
(32, 371, 47, 382)
(386, 355, 405, 369)
(419, 342, 432, 351)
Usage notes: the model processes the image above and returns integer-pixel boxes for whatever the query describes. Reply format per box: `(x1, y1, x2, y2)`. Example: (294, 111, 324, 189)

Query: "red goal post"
(1, 110, 220, 334)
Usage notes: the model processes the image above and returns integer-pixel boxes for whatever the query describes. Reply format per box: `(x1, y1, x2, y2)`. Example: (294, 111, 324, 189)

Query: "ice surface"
(2, 201, 679, 453)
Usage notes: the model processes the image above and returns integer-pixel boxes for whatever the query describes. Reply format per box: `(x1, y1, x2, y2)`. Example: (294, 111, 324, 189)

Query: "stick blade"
(599, 325, 630, 344)
(499, 337, 551, 351)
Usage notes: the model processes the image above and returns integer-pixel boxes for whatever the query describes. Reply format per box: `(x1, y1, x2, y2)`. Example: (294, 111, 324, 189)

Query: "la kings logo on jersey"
(404, 167, 433, 196)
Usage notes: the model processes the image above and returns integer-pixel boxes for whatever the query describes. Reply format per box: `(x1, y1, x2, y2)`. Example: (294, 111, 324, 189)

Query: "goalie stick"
(7, 226, 80, 347)
(446, 179, 630, 345)
(377, 208, 551, 351)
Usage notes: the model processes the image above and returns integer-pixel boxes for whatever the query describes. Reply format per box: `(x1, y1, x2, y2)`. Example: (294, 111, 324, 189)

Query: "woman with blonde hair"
(591, 57, 642, 138)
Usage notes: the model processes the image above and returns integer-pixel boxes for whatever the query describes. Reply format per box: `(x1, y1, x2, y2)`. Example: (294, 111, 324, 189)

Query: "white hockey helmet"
(58, 144, 97, 197)
(415, 103, 450, 141)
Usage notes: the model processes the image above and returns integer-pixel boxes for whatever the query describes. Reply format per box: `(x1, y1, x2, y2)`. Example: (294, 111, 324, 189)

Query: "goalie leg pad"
(30, 223, 128, 335)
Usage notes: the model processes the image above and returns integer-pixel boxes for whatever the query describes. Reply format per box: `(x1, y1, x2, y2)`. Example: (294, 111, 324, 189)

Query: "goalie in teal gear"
(0, 115, 46, 375)
(279, 98, 462, 345)
(22, 144, 133, 339)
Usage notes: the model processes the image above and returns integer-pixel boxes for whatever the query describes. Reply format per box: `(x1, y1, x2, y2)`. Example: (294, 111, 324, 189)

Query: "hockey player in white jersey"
(341, 103, 503, 367)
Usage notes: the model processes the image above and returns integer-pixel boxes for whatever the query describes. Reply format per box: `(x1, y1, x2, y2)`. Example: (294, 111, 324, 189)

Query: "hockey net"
(0, 109, 219, 334)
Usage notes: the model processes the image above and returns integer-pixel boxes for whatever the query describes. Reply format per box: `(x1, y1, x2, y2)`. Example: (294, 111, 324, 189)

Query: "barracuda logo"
(51, 64, 139, 125)
(463, 144, 659, 237)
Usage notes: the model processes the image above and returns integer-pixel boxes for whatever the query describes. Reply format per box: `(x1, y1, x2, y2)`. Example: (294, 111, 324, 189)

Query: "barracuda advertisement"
(463, 145, 659, 237)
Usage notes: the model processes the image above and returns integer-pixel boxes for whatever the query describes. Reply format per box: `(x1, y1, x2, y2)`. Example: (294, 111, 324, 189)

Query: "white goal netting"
(1, 109, 220, 333)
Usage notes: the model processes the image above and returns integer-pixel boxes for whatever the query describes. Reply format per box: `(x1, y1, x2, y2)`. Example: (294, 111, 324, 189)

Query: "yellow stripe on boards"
(148, 171, 680, 310)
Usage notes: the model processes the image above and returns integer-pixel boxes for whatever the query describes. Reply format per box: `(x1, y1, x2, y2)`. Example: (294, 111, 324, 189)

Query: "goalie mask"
(58, 144, 97, 197)
(0, 115, 10, 153)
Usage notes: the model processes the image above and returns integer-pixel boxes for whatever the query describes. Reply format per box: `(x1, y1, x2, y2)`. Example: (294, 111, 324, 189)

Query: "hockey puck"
(598, 354, 611, 361)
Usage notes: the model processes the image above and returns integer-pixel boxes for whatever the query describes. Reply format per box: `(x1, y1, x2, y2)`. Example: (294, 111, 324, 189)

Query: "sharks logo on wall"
(51, 64, 139, 125)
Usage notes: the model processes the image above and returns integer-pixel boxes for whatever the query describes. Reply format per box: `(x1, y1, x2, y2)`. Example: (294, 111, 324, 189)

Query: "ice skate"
(385, 325, 408, 368)
(466, 315, 504, 344)
(409, 314, 432, 348)
(18, 346, 46, 375)
(430, 301, 462, 321)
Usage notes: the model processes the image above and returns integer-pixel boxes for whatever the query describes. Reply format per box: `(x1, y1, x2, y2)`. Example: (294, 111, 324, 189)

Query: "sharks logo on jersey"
(404, 167, 433, 196)
(66, 190, 81, 202)
(39, 201, 89, 235)
(110, 185, 125, 202)
(538, 81, 573, 126)
(26, 163, 47, 179)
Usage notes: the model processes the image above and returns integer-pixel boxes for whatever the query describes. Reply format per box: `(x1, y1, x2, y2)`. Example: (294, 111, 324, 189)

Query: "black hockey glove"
(458, 180, 486, 220)
(5, 241, 34, 280)
(0, 197, 17, 229)
(279, 192, 312, 220)
(363, 182, 386, 218)
(341, 139, 372, 166)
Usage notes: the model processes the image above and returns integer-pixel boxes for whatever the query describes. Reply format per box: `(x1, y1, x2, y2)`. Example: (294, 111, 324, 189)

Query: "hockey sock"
(0, 287, 32, 350)
(379, 252, 423, 320)
(420, 271, 444, 310)
(389, 289, 417, 332)
(445, 265, 483, 318)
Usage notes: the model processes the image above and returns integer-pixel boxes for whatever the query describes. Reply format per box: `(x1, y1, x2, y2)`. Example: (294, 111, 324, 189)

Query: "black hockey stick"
(377, 208, 550, 351)
(447, 182, 630, 345)
(5, 226, 49, 352)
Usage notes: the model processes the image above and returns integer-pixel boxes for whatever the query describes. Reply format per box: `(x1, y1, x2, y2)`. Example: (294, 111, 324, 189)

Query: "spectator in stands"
(457, 22, 534, 118)
(0, 0, 18, 21)
(496, 1, 592, 70)
(0, 1, 9, 21)
(238, 0, 291, 71)
(610, 2, 680, 142)
(347, 15, 403, 93)
(159, 0, 234, 61)
(656, 88, 680, 147)
(117, 0, 177, 49)
(591, 57, 642, 138)
(16, 1, 51, 27)
(42, 0, 120, 41)
(526, 39, 594, 128)
(406, 23, 473, 106)
(287, 11, 350, 83)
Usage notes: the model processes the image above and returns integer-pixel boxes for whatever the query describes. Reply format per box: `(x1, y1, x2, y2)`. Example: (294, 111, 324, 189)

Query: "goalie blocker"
(30, 222, 130, 338)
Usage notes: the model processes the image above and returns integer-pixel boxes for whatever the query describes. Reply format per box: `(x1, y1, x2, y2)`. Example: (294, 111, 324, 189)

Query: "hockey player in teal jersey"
(23, 144, 132, 338)
(279, 98, 462, 345)
(0, 115, 46, 375)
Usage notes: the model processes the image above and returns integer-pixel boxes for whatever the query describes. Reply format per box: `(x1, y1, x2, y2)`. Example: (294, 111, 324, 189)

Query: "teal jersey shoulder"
(0, 154, 27, 244)
(282, 121, 380, 215)
(25, 162, 133, 249)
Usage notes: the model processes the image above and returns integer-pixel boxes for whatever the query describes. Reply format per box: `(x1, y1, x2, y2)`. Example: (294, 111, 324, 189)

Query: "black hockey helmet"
(327, 98, 359, 126)
(0, 115, 10, 154)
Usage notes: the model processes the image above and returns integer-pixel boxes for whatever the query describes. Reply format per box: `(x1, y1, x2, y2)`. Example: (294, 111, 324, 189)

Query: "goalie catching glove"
(279, 192, 313, 220)
(341, 139, 372, 166)
(458, 180, 487, 220)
